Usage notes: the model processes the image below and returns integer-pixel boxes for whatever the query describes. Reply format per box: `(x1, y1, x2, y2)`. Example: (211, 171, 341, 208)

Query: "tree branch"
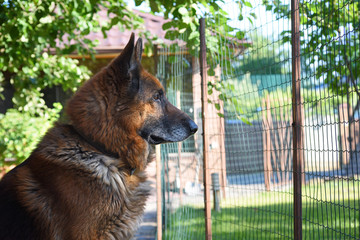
(338, 29, 360, 100)
(344, 52, 360, 100)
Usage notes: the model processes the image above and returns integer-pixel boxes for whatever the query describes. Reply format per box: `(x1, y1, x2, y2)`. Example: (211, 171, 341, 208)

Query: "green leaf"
(237, 115, 252, 125)
(178, 6, 188, 16)
(149, 0, 160, 12)
(162, 21, 174, 30)
(215, 103, 221, 110)
(189, 30, 199, 40)
(236, 31, 245, 39)
(207, 68, 215, 76)
(219, 93, 226, 101)
(62, 44, 77, 54)
(244, 1, 253, 8)
(165, 30, 178, 40)
(134, 0, 143, 6)
(182, 15, 192, 24)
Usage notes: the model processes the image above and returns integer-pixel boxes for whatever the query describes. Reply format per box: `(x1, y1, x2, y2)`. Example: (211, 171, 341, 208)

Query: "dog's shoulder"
(34, 123, 143, 190)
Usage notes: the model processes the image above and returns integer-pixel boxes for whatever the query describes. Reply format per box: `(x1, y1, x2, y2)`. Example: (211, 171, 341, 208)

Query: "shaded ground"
(134, 161, 157, 240)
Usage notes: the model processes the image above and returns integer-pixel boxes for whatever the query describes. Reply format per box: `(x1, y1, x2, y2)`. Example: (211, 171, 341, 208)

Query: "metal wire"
(159, 0, 359, 239)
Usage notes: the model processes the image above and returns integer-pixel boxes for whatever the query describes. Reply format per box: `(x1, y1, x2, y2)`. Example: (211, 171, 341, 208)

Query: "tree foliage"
(265, 0, 360, 110)
(0, 0, 150, 113)
(221, 73, 261, 122)
(0, 104, 62, 166)
(236, 32, 289, 75)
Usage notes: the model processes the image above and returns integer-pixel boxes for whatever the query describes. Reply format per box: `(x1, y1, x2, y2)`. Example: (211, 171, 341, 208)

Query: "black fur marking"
(68, 124, 120, 159)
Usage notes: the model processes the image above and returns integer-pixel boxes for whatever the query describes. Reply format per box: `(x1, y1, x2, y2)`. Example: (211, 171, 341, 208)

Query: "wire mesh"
(206, 1, 294, 239)
(156, 35, 206, 239)
(158, 0, 359, 239)
(299, 0, 360, 239)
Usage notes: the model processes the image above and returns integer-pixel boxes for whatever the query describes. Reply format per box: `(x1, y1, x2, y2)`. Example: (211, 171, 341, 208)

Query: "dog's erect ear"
(108, 33, 143, 95)
(110, 33, 143, 75)
(132, 37, 143, 66)
(121, 33, 135, 69)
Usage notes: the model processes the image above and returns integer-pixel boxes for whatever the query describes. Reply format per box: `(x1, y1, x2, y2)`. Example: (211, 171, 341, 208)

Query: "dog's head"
(121, 34, 199, 144)
(67, 34, 197, 162)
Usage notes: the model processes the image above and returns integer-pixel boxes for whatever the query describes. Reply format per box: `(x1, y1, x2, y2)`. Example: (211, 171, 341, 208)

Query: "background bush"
(0, 103, 62, 167)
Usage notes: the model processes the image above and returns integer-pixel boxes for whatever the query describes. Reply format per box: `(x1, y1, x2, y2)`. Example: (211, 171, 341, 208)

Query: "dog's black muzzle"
(140, 110, 198, 145)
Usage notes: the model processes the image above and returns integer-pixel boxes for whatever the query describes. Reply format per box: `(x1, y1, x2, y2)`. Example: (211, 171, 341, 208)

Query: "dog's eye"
(153, 93, 161, 101)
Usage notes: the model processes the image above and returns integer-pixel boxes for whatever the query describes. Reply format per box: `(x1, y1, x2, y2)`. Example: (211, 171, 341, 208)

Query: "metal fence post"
(156, 145, 162, 240)
(291, 0, 302, 239)
(199, 17, 212, 240)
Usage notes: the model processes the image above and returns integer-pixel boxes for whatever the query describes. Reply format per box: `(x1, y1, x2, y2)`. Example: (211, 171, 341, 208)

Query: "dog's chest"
(92, 160, 150, 239)
(101, 181, 150, 239)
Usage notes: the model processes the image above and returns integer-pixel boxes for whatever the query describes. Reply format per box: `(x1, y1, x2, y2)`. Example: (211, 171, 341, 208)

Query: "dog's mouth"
(148, 134, 167, 145)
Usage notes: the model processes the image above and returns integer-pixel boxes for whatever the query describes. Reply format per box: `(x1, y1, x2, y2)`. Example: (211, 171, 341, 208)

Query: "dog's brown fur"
(0, 34, 197, 240)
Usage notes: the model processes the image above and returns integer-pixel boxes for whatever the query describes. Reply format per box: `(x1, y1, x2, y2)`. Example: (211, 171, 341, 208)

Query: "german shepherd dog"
(0, 34, 197, 240)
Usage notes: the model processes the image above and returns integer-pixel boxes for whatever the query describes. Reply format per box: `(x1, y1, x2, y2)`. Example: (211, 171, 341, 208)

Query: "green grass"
(164, 180, 360, 239)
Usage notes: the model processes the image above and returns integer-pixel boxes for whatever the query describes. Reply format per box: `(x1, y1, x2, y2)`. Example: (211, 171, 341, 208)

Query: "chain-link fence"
(157, 0, 359, 239)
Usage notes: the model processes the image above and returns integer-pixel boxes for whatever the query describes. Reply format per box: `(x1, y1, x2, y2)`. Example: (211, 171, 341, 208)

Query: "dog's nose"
(188, 120, 198, 134)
